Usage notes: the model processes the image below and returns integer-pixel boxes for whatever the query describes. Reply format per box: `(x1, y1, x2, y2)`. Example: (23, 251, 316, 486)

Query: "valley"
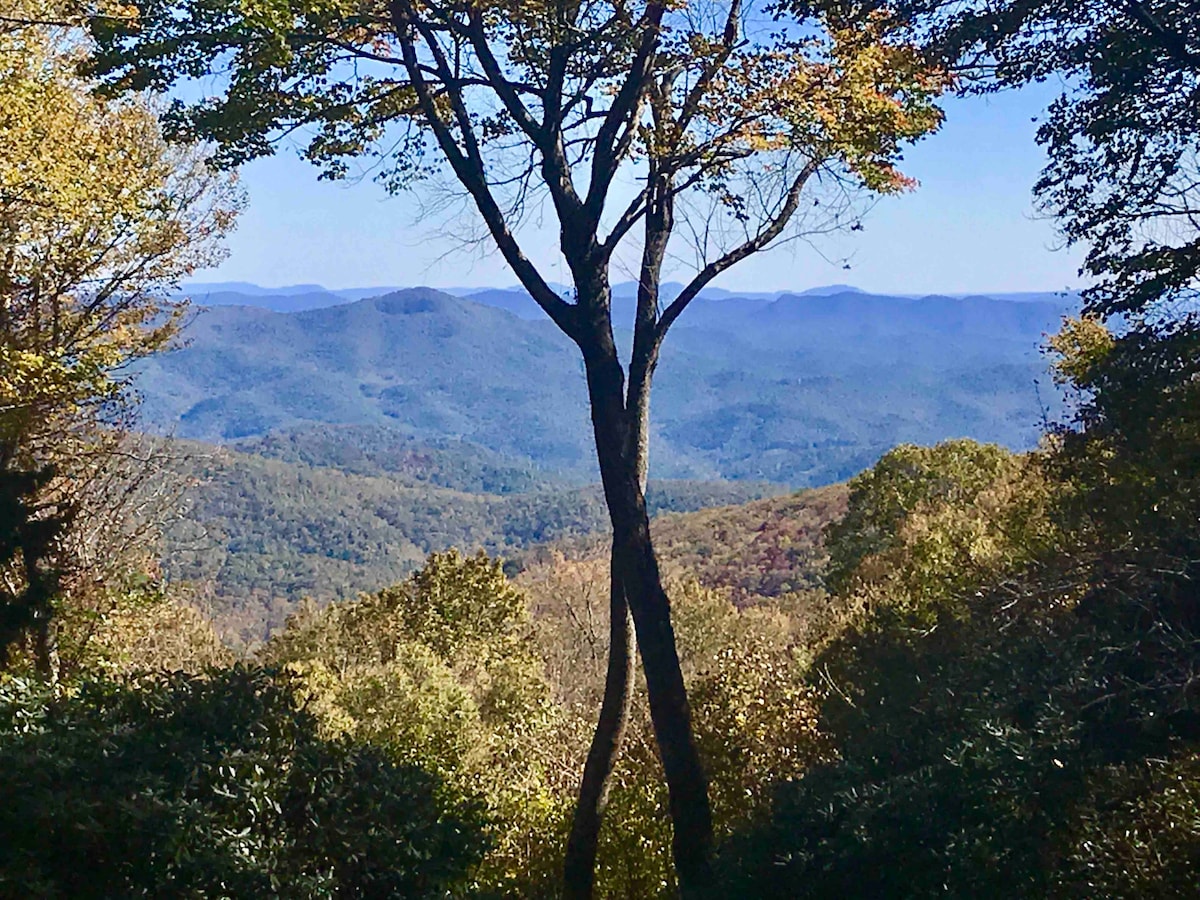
(165, 428, 781, 644)
(146, 284, 1074, 640)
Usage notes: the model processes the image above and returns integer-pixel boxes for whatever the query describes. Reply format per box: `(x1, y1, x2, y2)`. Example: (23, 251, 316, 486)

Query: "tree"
(65, 579, 234, 678)
(88, 1, 945, 889)
(865, 0, 1200, 319)
(0, 9, 239, 674)
(266, 550, 574, 894)
(0, 467, 69, 673)
(715, 428, 1197, 897)
(587, 578, 826, 896)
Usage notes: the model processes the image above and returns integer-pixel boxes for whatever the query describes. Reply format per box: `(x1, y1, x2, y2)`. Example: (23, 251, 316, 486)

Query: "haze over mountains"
(182, 280, 1075, 315)
(143, 281, 1079, 635)
(138, 283, 1077, 486)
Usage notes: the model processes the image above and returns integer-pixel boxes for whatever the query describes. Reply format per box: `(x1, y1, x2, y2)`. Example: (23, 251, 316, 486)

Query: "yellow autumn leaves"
(0, 10, 239, 439)
(690, 15, 947, 193)
(0, 8, 239, 675)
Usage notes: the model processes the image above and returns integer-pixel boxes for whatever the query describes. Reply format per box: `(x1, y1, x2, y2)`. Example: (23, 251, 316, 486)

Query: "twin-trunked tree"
(89, 0, 943, 892)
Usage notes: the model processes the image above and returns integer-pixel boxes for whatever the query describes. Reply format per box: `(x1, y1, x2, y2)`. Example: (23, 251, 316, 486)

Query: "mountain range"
(181, 280, 1075, 316)
(136, 283, 1077, 486)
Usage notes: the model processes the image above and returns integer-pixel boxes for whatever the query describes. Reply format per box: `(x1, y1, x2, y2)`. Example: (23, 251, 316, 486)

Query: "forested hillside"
(134, 288, 1069, 484)
(233, 424, 562, 493)
(164, 433, 781, 644)
(516, 484, 847, 607)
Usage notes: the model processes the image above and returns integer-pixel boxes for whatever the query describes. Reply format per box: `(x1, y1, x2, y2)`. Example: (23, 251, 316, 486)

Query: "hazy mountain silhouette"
(140, 286, 1076, 485)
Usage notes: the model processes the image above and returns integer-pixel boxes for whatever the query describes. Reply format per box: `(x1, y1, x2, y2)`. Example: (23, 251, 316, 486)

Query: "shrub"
(0, 666, 487, 898)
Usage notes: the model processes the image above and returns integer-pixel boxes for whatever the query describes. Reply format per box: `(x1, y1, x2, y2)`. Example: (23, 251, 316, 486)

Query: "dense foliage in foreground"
(4, 308, 1197, 895)
(0, 667, 487, 898)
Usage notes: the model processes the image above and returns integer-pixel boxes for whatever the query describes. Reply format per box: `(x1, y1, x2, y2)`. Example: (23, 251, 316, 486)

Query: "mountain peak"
(369, 286, 458, 314)
(799, 284, 865, 296)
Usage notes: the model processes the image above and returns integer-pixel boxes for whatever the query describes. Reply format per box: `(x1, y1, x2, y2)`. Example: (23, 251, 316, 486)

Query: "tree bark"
(606, 499, 713, 896)
(24, 544, 59, 682)
(563, 363, 652, 899)
(31, 615, 58, 682)
(577, 320, 714, 896)
(563, 562, 634, 899)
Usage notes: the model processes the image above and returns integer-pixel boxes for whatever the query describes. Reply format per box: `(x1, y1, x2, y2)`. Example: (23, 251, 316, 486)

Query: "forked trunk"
(564, 339, 658, 899)
(574, 336, 714, 895)
(605, 483, 713, 895)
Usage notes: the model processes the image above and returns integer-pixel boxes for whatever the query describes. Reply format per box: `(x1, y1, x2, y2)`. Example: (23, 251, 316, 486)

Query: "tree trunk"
(563, 563, 634, 899)
(24, 547, 59, 682)
(31, 615, 58, 682)
(579, 336, 714, 896)
(564, 313, 661, 898)
(608, 496, 713, 896)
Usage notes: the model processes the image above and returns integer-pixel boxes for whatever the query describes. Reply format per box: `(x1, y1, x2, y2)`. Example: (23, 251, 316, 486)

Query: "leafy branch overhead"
(877, 0, 1200, 318)
(90, 0, 944, 322)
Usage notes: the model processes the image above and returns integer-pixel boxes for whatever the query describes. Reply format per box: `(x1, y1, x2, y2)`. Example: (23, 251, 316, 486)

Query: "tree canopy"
(90, 0, 943, 277)
(874, 0, 1200, 318)
(0, 666, 488, 898)
(0, 9, 239, 672)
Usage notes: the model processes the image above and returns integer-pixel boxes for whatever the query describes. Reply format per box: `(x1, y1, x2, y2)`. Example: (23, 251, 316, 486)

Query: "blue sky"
(201, 81, 1085, 296)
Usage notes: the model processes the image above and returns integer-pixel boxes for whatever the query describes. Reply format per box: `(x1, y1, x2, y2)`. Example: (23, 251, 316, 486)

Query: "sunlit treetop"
(89, 0, 943, 176)
(0, 11, 239, 440)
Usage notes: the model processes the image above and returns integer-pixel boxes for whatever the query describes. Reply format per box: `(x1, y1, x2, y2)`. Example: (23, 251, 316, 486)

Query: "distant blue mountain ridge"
(180, 281, 1078, 317)
(138, 284, 1081, 486)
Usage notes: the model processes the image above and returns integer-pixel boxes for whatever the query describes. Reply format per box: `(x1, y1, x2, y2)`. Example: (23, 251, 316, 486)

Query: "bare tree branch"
(390, 0, 577, 335)
(657, 157, 823, 341)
